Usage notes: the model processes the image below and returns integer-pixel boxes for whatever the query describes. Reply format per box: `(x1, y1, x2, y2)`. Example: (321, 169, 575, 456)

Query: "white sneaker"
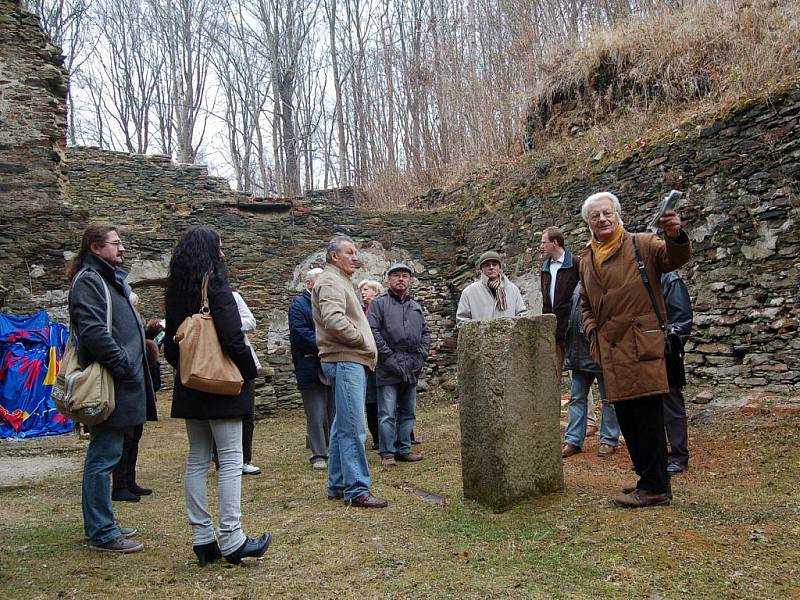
(242, 463, 261, 475)
(311, 459, 327, 470)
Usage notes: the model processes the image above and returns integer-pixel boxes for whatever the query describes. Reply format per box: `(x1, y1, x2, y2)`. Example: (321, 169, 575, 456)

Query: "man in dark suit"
(540, 226, 581, 375)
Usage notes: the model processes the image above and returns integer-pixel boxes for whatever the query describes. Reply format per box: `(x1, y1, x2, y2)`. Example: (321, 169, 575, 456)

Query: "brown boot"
(612, 489, 671, 508)
(561, 443, 581, 458)
(395, 452, 423, 462)
(597, 444, 616, 457)
(347, 492, 388, 508)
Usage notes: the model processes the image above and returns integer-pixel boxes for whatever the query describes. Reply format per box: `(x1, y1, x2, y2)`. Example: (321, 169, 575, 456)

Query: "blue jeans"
(82, 427, 125, 544)
(377, 383, 417, 457)
(321, 362, 371, 501)
(564, 370, 620, 448)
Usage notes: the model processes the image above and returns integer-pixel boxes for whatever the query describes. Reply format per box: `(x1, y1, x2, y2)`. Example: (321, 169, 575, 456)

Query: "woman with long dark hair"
(163, 226, 271, 565)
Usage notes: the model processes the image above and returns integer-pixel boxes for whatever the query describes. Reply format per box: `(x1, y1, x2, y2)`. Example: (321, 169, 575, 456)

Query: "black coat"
(367, 291, 430, 386)
(288, 290, 322, 389)
(164, 276, 257, 420)
(68, 253, 157, 429)
(541, 249, 581, 342)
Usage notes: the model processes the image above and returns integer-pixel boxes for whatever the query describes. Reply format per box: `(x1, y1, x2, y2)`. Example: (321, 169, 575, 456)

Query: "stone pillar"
(458, 315, 563, 512)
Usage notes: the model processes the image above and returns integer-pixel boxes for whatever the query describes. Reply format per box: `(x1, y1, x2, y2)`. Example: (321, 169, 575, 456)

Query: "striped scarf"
(486, 277, 507, 312)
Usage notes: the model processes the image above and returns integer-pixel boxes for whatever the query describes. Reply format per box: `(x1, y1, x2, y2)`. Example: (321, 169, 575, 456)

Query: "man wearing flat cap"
(456, 250, 528, 325)
(367, 263, 431, 467)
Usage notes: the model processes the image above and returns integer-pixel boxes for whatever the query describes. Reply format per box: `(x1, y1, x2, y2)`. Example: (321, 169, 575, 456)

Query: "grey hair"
(358, 279, 384, 295)
(305, 267, 324, 283)
(581, 192, 623, 225)
(325, 235, 356, 263)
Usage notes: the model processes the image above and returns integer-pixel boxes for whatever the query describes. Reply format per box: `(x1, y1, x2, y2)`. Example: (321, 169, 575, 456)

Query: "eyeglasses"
(589, 210, 616, 222)
(105, 241, 124, 246)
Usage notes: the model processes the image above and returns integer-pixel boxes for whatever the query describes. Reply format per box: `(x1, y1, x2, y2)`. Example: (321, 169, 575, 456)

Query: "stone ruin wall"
(0, 0, 68, 309)
(2, 146, 461, 416)
(448, 89, 800, 394)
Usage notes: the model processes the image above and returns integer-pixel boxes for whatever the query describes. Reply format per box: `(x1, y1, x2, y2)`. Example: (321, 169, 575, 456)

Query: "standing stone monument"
(458, 315, 563, 512)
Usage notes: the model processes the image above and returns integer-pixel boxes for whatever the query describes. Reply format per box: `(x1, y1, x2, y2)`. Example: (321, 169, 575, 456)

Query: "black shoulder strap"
(631, 235, 666, 332)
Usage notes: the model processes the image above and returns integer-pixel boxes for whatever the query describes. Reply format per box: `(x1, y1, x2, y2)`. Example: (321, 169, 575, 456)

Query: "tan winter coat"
(312, 263, 377, 370)
(579, 230, 691, 402)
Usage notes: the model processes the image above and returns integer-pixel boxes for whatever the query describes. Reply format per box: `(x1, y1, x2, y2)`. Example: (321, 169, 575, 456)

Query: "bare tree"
(89, 0, 161, 153)
(147, 0, 217, 163)
(209, 0, 272, 192)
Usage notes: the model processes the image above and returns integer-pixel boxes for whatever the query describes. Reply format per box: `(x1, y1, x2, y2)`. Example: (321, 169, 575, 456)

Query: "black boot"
(193, 540, 222, 566)
(112, 488, 140, 502)
(224, 532, 272, 564)
(130, 483, 152, 496)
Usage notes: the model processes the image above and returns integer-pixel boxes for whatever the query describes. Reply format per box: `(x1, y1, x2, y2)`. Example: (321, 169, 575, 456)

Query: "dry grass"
(378, 0, 800, 208)
(1, 391, 799, 599)
(525, 0, 800, 144)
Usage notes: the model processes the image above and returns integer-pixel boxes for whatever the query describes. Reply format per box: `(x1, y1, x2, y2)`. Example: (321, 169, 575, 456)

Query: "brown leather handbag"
(175, 273, 244, 395)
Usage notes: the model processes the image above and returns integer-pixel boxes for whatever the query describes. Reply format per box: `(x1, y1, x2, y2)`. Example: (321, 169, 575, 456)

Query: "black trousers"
(112, 424, 144, 491)
(664, 386, 689, 467)
(242, 389, 255, 464)
(364, 367, 379, 448)
(614, 394, 669, 494)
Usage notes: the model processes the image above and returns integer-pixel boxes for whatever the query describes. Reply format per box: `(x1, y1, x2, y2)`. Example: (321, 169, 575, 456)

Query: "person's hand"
(659, 210, 683, 238)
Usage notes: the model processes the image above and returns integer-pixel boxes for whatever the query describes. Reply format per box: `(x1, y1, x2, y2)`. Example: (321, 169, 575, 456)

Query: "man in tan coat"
(579, 192, 691, 508)
(312, 235, 387, 509)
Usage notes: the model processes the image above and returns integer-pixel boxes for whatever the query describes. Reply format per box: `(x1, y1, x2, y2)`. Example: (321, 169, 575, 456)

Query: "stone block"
(457, 315, 562, 512)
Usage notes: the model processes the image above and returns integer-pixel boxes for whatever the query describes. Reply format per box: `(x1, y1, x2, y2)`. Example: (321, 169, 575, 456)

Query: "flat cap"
(386, 262, 413, 276)
(477, 250, 503, 268)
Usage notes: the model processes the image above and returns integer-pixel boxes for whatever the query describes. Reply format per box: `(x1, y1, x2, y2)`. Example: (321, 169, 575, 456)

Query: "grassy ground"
(1, 392, 799, 599)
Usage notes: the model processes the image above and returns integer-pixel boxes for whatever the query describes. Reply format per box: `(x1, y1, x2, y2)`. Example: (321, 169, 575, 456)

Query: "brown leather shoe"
(612, 489, 671, 508)
(598, 444, 616, 457)
(561, 443, 581, 458)
(585, 425, 599, 437)
(622, 483, 637, 494)
(346, 492, 388, 508)
(381, 455, 397, 467)
(395, 452, 423, 462)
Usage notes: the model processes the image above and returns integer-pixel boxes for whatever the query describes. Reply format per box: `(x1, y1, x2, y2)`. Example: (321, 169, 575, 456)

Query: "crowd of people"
(64, 190, 691, 561)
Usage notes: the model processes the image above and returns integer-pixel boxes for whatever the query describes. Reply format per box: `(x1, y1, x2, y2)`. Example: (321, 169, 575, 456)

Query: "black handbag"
(632, 235, 686, 388)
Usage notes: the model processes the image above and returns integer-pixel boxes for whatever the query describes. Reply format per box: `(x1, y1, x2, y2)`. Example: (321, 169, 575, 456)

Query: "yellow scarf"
(591, 223, 624, 269)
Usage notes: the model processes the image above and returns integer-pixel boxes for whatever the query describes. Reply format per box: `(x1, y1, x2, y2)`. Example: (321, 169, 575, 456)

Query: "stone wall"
(0, 0, 68, 309)
(2, 146, 460, 415)
(446, 89, 800, 393)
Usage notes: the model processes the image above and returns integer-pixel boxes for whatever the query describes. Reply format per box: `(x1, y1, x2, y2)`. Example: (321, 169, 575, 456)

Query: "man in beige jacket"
(312, 235, 387, 509)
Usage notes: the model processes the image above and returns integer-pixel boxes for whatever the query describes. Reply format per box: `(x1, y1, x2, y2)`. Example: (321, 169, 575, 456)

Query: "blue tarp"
(0, 311, 73, 438)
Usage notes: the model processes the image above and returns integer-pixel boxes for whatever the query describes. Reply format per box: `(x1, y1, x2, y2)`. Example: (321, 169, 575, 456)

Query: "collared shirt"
(548, 254, 564, 306)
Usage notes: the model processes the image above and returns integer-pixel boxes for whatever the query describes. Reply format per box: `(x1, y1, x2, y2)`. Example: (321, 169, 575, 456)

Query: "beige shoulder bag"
(54, 269, 116, 425)
(175, 273, 244, 396)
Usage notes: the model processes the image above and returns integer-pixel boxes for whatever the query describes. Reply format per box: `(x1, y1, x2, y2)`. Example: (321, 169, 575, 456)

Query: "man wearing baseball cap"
(456, 250, 527, 325)
(367, 262, 431, 467)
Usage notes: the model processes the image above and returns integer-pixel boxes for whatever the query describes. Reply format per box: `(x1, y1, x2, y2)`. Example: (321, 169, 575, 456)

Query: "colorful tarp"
(0, 311, 73, 438)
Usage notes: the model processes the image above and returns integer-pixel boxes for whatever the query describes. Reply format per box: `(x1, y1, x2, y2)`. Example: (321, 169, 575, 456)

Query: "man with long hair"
(67, 223, 156, 553)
